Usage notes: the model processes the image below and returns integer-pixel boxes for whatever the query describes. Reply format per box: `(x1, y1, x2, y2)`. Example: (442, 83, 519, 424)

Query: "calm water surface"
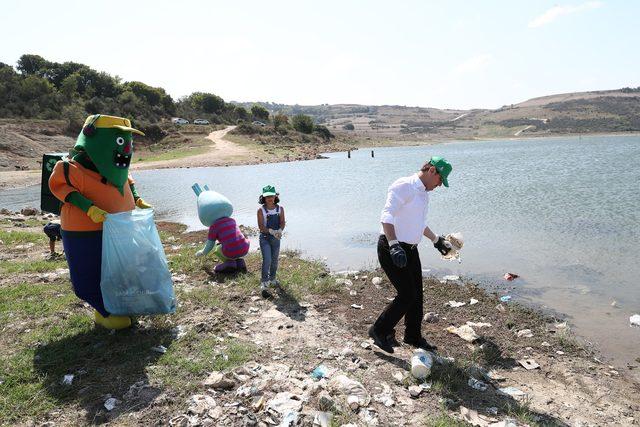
(2, 135, 639, 370)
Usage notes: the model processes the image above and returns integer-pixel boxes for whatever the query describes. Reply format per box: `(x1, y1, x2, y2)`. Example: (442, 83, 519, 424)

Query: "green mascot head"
(75, 114, 145, 194)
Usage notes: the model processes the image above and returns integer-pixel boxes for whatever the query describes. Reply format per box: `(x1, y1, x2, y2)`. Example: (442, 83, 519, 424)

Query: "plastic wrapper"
(101, 209, 176, 315)
(441, 232, 464, 261)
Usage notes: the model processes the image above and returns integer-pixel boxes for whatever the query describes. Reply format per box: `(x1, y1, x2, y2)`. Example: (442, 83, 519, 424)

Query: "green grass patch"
(0, 229, 46, 245)
(137, 145, 209, 162)
(0, 281, 76, 326)
(425, 412, 469, 427)
(154, 337, 257, 390)
(0, 258, 67, 274)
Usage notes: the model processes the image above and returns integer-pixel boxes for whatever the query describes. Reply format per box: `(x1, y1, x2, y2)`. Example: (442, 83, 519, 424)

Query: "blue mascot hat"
(192, 183, 233, 226)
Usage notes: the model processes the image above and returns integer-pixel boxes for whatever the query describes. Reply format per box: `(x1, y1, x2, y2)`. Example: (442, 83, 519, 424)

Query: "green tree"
(251, 104, 270, 121)
(273, 113, 289, 129)
(234, 105, 249, 121)
(291, 114, 314, 134)
(313, 125, 334, 140)
(16, 54, 49, 76)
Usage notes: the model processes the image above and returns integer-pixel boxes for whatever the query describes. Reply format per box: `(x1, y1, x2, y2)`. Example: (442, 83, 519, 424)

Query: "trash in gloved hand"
(441, 232, 464, 262)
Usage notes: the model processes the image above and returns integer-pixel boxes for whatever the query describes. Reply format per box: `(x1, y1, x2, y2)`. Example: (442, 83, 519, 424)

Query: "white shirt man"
(368, 156, 453, 354)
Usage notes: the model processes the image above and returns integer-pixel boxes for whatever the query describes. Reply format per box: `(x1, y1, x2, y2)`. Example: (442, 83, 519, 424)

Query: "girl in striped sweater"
(193, 184, 250, 273)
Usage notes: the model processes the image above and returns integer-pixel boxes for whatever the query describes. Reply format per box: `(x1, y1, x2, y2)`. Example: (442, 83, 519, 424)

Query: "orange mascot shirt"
(49, 160, 136, 231)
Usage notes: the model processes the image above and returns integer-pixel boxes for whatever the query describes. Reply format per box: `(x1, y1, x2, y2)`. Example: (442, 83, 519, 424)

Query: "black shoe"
(386, 332, 401, 347)
(404, 336, 438, 351)
(368, 326, 394, 353)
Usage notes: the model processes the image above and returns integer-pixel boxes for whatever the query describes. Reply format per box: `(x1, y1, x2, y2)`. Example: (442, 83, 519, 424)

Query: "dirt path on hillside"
(131, 126, 257, 171)
(0, 127, 251, 189)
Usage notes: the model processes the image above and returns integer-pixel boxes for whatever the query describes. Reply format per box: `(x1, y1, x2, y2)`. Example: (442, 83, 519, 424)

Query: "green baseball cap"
(262, 185, 277, 196)
(430, 156, 452, 187)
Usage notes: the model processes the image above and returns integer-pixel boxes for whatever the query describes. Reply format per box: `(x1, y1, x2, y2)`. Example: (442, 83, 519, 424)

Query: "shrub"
(292, 114, 314, 134)
(313, 125, 334, 140)
(342, 123, 355, 130)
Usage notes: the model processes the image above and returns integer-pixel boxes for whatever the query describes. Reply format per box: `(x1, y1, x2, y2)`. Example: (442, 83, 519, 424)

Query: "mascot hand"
(195, 249, 205, 257)
(136, 198, 153, 209)
(87, 206, 107, 223)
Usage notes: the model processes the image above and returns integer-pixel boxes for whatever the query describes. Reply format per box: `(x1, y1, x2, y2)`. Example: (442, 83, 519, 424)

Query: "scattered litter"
(371, 277, 382, 286)
(486, 406, 498, 416)
(498, 386, 526, 398)
(441, 275, 460, 282)
(469, 298, 479, 305)
(459, 405, 497, 426)
(446, 300, 466, 308)
(151, 345, 167, 354)
(499, 295, 512, 302)
(61, 374, 74, 385)
(350, 304, 363, 310)
(630, 314, 640, 327)
(349, 290, 357, 296)
(425, 312, 439, 323)
(311, 365, 329, 379)
(267, 392, 303, 415)
(446, 324, 479, 342)
(328, 375, 370, 407)
(503, 272, 519, 281)
(555, 321, 568, 330)
(518, 359, 540, 370)
(360, 341, 372, 349)
(392, 372, 404, 383)
(495, 304, 506, 312)
(335, 278, 353, 286)
(484, 370, 506, 382)
(188, 394, 217, 415)
(313, 411, 333, 427)
(104, 397, 119, 411)
(410, 349, 433, 379)
(248, 307, 259, 313)
(541, 341, 551, 347)
(556, 350, 565, 355)
(442, 232, 464, 262)
(278, 411, 299, 427)
(467, 377, 488, 391)
(373, 383, 394, 407)
(516, 329, 533, 338)
(172, 325, 187, 340)
(466, 321, 492, 328)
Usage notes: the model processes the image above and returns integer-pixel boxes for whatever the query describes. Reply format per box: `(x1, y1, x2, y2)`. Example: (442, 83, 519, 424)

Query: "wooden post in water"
(348, 150, 351, 158)
(371, 150, 374, 158)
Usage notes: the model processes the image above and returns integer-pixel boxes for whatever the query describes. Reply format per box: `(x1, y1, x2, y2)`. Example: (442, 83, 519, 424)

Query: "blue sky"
(2, 0, 638, 109)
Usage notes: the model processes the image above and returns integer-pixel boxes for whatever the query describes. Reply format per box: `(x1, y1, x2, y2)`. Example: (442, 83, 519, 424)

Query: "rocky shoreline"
(1, 210, 639, 426)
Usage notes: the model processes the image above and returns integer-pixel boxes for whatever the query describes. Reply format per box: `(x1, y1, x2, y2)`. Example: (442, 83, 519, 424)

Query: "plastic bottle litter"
(500, 295, 512, 302)
(410, 349, 433, 379)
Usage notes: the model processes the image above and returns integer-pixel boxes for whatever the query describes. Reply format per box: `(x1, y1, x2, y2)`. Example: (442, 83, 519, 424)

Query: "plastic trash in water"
(410, 349, 433, 380)
(100, 210, 176, 315)
(504, 272, 519, 281)
(311, 364, 329, 379)
(500, 295, 512, 303)
(630, 314, 640, 327)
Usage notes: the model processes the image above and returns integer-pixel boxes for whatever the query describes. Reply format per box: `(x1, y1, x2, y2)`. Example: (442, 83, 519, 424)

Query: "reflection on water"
(1, 134, 639, 370)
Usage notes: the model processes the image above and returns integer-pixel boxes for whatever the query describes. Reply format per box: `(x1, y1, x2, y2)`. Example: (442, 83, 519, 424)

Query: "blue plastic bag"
(100, 209, 176, 315)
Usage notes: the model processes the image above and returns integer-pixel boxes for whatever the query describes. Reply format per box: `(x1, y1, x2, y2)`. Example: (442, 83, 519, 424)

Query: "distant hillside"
(238, 88, 640, 140)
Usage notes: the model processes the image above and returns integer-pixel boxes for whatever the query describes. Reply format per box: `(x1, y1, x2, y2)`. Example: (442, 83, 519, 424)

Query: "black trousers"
(373, 234, 424, 341)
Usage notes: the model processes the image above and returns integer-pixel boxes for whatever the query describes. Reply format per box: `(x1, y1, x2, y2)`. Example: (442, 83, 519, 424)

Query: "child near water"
(43, 220, 63, 258)
(256, 185, 286, 298)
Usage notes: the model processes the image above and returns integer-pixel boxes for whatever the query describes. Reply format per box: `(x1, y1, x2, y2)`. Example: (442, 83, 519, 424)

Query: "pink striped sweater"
(208, 217, 250, 259)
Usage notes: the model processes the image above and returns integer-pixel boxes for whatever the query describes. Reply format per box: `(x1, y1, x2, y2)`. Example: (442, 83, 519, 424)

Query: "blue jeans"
(259, 233, 280, 282)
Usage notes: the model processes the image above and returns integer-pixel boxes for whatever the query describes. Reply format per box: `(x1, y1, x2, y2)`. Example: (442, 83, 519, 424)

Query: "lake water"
(2, 135, 639, 371)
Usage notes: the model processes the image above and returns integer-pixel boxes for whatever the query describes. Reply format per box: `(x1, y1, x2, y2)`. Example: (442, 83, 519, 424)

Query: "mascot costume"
(49, 114, 152, 330)
(192, 184, 250, 273)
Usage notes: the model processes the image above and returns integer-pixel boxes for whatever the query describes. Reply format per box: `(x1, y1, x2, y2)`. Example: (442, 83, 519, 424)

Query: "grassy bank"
(0, 214, 638, 426)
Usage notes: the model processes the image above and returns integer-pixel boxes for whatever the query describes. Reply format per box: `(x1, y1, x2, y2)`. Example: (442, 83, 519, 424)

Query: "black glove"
(433, 236, 452, 255)
(389, 243, 407, 268)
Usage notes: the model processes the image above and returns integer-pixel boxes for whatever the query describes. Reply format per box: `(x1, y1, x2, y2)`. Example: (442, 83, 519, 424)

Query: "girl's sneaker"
(260, 281, 271, 298)
(269, 279, 280, 287)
